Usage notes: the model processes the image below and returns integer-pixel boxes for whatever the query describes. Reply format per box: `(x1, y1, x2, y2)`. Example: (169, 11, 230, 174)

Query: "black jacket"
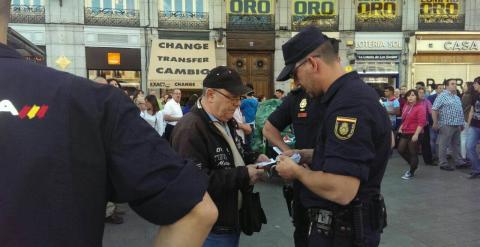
(0, 44, 208, 247)
(171, 100, 260, 231)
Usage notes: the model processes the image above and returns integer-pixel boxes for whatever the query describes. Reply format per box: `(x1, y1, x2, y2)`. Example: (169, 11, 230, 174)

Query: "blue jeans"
(203, 232, 240, 247)
(466, 126, 480, 174)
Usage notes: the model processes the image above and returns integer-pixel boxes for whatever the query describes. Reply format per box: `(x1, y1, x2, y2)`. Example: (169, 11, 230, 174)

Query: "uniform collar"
(0, 43, 24, 59)
(321, 71, 359, 104)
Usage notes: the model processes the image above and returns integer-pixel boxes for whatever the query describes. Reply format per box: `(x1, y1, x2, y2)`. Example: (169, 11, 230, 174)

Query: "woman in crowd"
(466, 78, 480, 179)
(182, 94, 199, 114)
(140, 95, 165, 136)
(398, 89, 426, 180)
(107, 78, 121, 88)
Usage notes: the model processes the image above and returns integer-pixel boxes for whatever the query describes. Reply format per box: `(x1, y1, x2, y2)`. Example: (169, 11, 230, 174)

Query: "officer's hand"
(283, 149, 313, 164)
(255, 154, 270, 163)
(246, 164, 265, 185)
(276, 155, 302, 181)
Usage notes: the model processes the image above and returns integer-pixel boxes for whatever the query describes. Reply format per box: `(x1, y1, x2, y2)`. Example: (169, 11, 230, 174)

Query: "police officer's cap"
(276, 26, 330, 82)
(203, 66, 250, 96)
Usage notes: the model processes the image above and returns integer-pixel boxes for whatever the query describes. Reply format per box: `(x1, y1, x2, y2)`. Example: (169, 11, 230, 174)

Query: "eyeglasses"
(290, 55, 321, 81)
(212, 89, 241, 102)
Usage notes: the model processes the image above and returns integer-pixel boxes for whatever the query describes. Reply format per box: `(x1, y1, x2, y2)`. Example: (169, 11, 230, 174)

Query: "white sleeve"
(163, 101, 172, 115)
(156, 111, 165, 136)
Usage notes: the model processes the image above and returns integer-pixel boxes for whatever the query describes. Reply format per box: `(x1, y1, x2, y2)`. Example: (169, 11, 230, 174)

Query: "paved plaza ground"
(103, 153, 480, 247)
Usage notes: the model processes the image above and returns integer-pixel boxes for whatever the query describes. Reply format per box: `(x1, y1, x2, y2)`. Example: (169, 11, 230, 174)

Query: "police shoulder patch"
(334, 116, 357, 140)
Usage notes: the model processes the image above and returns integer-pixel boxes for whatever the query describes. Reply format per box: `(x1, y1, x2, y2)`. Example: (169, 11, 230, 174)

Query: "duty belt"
(307, 208, 334, 237)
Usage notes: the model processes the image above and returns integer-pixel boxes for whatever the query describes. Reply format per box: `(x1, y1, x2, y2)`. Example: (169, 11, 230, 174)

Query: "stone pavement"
(103, 153, 480, 247)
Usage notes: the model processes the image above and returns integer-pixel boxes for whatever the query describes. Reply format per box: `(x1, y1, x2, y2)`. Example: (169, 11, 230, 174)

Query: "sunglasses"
(290, 55, 321, 81)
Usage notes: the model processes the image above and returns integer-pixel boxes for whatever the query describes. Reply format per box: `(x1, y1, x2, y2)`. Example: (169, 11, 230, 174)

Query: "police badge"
(334, 116, 357, 140)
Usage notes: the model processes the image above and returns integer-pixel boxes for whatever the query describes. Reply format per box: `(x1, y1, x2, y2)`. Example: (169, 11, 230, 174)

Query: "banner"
(291, 0, 338, 31)
(418, 0, 465, 30)
(226, 0, 275, 15)
(355, 0, 402, 31)
(147, 39, 216, 89)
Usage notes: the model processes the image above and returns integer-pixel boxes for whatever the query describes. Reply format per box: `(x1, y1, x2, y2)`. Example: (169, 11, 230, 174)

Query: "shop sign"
(107, 52, 121, 65)
(227, 0, 275, 15)
(416, 40, 480, 52)
(355, 0, 402, 31)
(291, 0, 338, 31)
(418, 0, 464, 30)
(356, 54, 399, 60)
(355, 34, 403, 50)
(147, 39, 216, 89)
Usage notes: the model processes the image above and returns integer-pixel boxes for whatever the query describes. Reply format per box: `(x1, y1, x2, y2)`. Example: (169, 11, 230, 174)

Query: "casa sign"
(416, 40, 480, 53)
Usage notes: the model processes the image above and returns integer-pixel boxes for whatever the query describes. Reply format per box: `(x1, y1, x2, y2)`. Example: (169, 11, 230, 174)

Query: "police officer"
(276, 26, 390, 247)
(263, 86, 323, 247)
(0, 3, 217, 247)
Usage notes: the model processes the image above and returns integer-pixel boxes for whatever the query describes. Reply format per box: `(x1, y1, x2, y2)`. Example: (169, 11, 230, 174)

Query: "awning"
(7, 27, 45, 59)
(147, 39, 216, 89)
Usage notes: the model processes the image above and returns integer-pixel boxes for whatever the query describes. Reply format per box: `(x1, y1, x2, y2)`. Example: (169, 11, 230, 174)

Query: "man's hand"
(276, 155, 304, 181)
(432, 122, 439, 131)
(246, 164, 265, 185)
(282, 149, 313, 164)
(255, 154, 270, 163)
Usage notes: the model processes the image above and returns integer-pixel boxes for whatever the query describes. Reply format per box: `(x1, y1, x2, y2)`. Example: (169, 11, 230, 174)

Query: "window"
(159, 0, 208, 12)
(85, 0, 138, 10)
(11, 0, 44, 5)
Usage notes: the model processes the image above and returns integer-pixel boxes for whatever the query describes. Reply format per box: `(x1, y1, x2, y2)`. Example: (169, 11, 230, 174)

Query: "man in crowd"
(275, 89, 285, 99)
(240, 89, 258, 147)
(170, 66, 269, 246)
(275, 26, 390, 247)
(0, 2, 217, 246)
(432, 79, 466, 171)
(383, 86, 400, 129)
(466, 77, 480, 179)
(163, 88, 183, 140)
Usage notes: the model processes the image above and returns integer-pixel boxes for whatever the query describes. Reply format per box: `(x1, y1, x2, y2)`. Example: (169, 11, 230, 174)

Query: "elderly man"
(0, 2, 217, 246)
(171, 66, 269, 247)
(163, 88, 183, 140)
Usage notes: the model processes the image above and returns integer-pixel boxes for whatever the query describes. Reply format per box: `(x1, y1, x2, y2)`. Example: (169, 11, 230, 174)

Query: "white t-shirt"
(233, 107, 246, 143)
(163, 99, 183, 126)
(140, 110, 165, 136)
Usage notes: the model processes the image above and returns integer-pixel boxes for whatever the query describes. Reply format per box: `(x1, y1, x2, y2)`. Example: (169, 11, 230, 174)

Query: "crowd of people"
(376, 78, 480, 180)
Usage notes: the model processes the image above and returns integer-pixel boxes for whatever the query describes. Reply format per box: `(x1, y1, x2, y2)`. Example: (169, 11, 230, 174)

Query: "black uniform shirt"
(0, 44, 208, 247)
(300, 72, 391, 209)
(267, 87, 323, 149)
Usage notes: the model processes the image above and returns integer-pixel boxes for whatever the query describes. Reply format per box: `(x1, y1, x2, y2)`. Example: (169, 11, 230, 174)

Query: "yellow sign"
(419, 0, 461, 17)
(107, 52, 121, 65)
(292, 0, 336, 16)
(55, 56, 71, 70)
(227, 0, 275, 15)
(357, 0, 399, 17)
(147, 39, 216, 89)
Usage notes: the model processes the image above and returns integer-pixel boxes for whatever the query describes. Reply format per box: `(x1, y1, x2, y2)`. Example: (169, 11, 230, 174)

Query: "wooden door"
(227, 51, 273, 98)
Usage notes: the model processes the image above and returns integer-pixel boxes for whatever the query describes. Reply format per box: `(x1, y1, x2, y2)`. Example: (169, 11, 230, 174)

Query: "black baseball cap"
(203, 66, 250, 96)
(277, 26, 330, 81)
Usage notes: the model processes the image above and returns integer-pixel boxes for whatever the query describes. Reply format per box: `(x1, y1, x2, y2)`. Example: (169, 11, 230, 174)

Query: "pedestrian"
(163, 89, 183, 140)
(275, 26, 390, 247)
(240, 89, 258, 148)
(170, 66, 269, 247)
(107, 78, 121, 88)
(0, 3, 218, 246)
(432, 79, 466, 171)
(141, 94, 165, 136)
(417, 87, 435, 166)
(182, 93, 199, 114)
(275, 89, 285, 99)
(382, 86, 400, 130)
(466, 77, 480, 179)
(461, 81, 474, 160)
(263, 85, 324, 247)
(398, 89, 427, 179)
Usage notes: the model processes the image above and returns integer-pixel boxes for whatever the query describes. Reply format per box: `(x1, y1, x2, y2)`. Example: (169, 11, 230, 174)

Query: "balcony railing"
(355, 15, 402, 32)
(292, 15, 339, 31)
(227, 15, 274, 31)
(84, 7, 140, 27)
(10, 4, 45, 24)
(158, 11, 209, 30)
